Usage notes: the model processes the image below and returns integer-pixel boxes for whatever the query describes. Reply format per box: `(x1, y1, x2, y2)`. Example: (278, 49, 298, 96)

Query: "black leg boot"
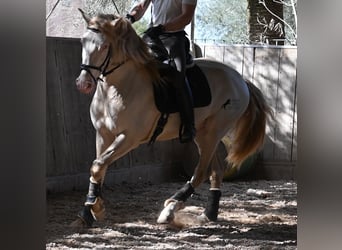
(176, 78, 196, 143)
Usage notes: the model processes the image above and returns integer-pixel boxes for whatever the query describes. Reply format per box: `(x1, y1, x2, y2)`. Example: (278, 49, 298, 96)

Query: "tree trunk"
(247, 0, 285, 45)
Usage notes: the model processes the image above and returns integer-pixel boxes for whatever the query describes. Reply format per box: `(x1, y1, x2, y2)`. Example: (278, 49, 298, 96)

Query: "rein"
(80, 44, 125, 84)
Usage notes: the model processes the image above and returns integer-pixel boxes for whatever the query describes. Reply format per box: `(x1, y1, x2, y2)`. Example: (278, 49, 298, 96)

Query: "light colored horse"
(72, 10, 272, 228)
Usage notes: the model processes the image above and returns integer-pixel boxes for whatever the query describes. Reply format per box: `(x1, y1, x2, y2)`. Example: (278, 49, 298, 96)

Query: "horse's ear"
(78, 8, 90, 24)
(98, 20, 114, 38)
(99, 17, 129, 38)
(112, 17, 130, 34)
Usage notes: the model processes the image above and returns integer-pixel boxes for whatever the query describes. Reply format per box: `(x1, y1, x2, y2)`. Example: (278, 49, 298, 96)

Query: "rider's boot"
(176, 78, 196, 143)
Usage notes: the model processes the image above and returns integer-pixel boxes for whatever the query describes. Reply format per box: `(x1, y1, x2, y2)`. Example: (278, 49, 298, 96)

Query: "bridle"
(80, 27, 124, 84)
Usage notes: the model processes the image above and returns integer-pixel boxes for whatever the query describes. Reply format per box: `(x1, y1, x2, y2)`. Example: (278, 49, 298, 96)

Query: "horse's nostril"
(76, 77, 83, 86)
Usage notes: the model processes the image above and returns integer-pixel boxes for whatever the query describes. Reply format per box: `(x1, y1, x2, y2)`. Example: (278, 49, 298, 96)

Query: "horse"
(72, 9, 272, 228)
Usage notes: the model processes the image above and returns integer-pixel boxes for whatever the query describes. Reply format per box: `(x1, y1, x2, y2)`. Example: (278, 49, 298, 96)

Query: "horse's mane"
(95, 15, 160, 82)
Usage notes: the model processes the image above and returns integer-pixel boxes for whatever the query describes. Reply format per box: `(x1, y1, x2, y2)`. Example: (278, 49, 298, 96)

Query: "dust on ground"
(46, 180, 297, 249)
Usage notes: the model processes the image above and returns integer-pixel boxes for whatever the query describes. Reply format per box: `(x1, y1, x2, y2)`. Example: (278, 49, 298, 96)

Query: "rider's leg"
(161, 34, 196, 143)
(175, 75, 196, 143)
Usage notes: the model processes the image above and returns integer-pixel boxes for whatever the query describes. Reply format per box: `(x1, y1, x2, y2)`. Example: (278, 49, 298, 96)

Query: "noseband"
(80, 36, 124, 84)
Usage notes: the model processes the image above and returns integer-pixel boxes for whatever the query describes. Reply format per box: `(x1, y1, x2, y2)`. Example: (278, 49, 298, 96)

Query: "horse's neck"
(91, 59, 156, 133)
(101, 60, 153, 101)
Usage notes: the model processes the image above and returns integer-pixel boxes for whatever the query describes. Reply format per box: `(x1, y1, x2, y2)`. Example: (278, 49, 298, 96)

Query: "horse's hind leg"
(199, 147, 226, 222)
(157, 116, 229, 224)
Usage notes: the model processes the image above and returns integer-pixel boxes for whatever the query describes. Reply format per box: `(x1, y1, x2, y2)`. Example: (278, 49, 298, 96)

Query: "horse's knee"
(90, 163, 107, 182)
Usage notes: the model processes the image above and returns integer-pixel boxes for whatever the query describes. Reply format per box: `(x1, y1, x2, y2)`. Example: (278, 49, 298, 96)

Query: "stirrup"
(179, 124, 195, 143)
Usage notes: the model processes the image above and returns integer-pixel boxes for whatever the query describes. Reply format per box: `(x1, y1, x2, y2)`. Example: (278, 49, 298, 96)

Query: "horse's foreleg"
(74, 134, 127, 228)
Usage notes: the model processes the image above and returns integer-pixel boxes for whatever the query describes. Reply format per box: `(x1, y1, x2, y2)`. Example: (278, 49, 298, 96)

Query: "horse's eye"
(87, 27, 101, 33)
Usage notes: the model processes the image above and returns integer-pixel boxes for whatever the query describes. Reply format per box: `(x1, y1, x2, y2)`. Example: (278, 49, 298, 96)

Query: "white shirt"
(151, 0, 197, 30)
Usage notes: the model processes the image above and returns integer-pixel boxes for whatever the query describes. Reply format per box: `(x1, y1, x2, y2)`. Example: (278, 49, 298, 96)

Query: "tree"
(247, 0, 297, 45)
(83, 0, 149, 35)
(194, 0, 249, 44)
(46, 0, 137, 38)
(83, 0, 133, 16)
(193, 0, 297, 45)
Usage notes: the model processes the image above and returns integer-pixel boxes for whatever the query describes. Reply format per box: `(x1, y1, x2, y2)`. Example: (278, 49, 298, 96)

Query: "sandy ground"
(46, 180, 297, 249)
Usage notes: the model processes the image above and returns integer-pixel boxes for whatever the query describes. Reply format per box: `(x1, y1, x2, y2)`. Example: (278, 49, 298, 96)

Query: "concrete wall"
(46, 37, 297, 192)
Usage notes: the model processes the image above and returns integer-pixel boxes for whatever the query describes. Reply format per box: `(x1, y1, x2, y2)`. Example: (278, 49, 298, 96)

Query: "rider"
(126, 0, 197, 143)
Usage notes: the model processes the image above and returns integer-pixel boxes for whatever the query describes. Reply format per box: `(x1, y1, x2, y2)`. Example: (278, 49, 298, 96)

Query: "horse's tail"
(226, 80, 273, 167)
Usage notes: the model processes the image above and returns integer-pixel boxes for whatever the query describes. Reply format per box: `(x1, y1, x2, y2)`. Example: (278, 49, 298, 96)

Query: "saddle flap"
(153, 63, 211, 114)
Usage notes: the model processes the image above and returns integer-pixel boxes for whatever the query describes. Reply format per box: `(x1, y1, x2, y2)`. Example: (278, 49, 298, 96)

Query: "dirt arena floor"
(46, 180, 297, 249)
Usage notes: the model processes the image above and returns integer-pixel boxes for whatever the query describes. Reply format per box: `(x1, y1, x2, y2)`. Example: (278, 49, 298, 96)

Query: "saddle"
(145, 35, 212, 144)
(148, 62, 211, 145)
(153, 62, 211, 114)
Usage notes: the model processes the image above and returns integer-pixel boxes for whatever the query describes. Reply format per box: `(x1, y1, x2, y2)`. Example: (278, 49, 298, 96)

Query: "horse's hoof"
(157, 201, 184, 224)
(157, 201, 177, 223)
(197, 213, 210, 224)
(157, 206, 174, 224)
(69, 217, 88, 229)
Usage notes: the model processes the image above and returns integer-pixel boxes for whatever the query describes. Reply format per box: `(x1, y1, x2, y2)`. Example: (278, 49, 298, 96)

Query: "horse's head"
(76, 9, 121, 94)
(76, 9, 158, 94)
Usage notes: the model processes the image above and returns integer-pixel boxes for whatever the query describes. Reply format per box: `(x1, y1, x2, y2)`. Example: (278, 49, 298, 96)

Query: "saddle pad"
(153, 64, 211, 114)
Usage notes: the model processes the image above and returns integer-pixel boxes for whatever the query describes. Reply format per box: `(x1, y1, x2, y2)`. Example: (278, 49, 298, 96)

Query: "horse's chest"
(90, 87, 125, 132)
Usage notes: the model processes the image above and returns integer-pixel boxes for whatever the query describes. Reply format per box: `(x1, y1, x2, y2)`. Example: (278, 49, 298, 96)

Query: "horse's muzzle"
(76, 77, 95, 94)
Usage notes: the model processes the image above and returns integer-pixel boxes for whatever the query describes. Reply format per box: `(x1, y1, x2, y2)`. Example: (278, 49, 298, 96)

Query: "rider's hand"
(125, 14, 135, 24)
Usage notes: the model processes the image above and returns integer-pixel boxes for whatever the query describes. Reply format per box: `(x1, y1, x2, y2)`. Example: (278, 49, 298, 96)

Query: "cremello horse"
(72, 10, 272, 228)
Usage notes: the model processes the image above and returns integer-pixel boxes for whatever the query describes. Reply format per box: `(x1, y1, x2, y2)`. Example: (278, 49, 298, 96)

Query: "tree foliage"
(83, 0, 133, 16)
(83, 0, 149, 35)
(46, 0, 297, 45)
(195, 0, 296, 45)
(194, 0, 249, 44)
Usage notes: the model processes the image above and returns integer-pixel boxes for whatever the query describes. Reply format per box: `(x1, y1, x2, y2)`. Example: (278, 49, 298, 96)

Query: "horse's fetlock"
(90, 197, 106, 221)
(170, 181, 194, 202)
(164, 198, 177, 207)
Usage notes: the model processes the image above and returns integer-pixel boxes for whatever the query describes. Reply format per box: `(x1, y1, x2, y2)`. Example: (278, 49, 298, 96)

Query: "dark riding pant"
(158, 32, 196, 143)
